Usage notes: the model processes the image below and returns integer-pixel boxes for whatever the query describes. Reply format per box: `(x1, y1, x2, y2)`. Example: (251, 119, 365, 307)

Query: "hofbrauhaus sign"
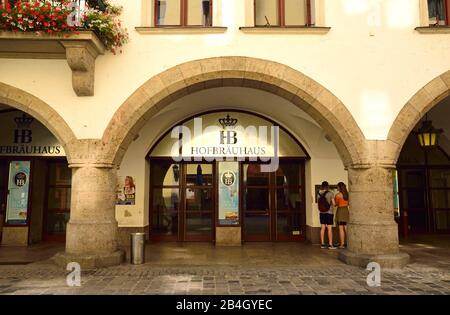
(150, 111, 307, 159)
(0, 111, 65, 157)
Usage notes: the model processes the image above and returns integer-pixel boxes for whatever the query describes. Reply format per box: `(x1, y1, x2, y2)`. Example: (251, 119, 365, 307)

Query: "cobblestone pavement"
(0, 239, 449, 295)
(0, 262, 449, 295)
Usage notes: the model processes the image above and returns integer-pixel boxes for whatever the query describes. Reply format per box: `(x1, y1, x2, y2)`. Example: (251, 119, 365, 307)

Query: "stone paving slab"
(0, 262, 448, 295)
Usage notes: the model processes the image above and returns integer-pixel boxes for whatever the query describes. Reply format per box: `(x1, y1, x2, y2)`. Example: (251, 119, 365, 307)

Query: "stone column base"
(338, 250, 410, 269)
(52, 250, 125, 269)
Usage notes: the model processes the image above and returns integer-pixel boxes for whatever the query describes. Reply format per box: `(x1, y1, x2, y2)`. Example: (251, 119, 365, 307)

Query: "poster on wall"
(5, 161, 31, 225)
(116, 176, 136, 205)
(218, 162, 239, 225)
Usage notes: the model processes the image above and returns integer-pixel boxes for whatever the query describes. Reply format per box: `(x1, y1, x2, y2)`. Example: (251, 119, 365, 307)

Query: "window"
(1, 0, 16, 6)
(428, 0, 450, 25)
(155, 0, 212, 27)
(254, 0, 315, 27)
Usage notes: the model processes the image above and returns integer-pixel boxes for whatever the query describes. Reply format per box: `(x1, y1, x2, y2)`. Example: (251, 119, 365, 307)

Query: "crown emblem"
(14, 113, 34, 129)
(219, 115, 238, 129)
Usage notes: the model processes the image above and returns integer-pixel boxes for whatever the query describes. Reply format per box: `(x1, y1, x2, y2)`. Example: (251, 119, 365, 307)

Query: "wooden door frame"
(42, 159, 71, 242)
(148, 158, 216, 242)
(182, 161, 215, 242)
(241, 158, 307, 242)
(397, 164, 450, 237)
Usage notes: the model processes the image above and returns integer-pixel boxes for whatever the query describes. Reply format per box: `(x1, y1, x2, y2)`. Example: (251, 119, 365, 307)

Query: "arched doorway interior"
(396, 99, 450, 237)
(147, 110, 310, 243)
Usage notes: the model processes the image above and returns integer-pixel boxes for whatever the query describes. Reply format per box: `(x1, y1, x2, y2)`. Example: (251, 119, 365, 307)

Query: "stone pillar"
(338, 166, 410, 269)
(53, 165, 124, 269)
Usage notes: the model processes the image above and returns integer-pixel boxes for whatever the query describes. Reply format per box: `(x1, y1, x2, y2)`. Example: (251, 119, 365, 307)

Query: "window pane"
(402, 189, 426, 209)
(186, 188, 213, 211)
(157, 0, 181, 26)
(46, 212, 70, 235)
(276, 162, 301, 186)
(285, 0, 307, 26)
(243, 164, 269, 186)
(429, 170, 450, 188)
(187, 0, 211, 26)
(428, 0, 447, 25)
(244, 213, 270, 236)
(244, 188, 269, 211)
(431, 189, 450, 209)
(277, 212, 301, 236)
(186, 164, 213, 186)
(186, 212, 213, 236)
(152, 188, 179, 235)
(276, 188, 302, 211)
(48, 162, 71, 186)
(151, 162, 180, 186)
(255, 0, 278, 26)
(399, 170, 426, 189)
(153, 188, 180, 211)
(47, 188, 71, 211)
(435, 210, 450, 230)
(408, 209, 428, 231)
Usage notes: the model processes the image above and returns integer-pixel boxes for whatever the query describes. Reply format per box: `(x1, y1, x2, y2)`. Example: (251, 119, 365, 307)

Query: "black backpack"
(318, 191, 331, 213)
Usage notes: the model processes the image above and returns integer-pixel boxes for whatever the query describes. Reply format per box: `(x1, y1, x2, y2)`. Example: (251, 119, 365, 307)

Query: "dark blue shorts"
(320, 213, 334, 225)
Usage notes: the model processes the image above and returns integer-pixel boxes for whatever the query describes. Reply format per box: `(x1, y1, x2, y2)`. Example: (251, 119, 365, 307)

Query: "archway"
(102, 57, 366, 168)
(388, 73, 450, 237)
(110, 66, 358, 247)
(0, 82, 76, 247)
(0, 82, 76, 158)
(387, 71, 450, 164)
(98, 57, 411, 268)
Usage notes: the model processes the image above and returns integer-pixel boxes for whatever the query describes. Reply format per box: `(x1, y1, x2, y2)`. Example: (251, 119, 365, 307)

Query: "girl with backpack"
(335, 182, 350, 249)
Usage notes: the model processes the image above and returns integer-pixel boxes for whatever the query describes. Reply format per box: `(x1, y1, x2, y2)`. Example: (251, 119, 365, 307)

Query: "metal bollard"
(130, 233, 146, 265)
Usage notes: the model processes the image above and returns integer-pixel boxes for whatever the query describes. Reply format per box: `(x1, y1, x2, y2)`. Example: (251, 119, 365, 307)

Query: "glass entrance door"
(399, 167, 450, 234)
(242, 160, 306, 242)
(0, 160, 8, 240)
(43, 161, 71, 241)
(183, 163, 214, 241)
(399, 169, 429, 233)
(242, 163, 271, 241)
(150, 161, 181, 241)
(150, 160, 215, 241)
(429, 169, 450, 232)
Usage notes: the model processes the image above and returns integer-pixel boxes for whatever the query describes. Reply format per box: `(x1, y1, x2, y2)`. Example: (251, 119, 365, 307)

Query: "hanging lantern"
(416, 120, 443, 148)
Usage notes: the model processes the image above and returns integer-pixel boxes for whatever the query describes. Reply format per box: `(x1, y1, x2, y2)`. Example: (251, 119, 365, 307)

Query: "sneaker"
(328, 245, 337, 250)
(320, 244, 327, 249)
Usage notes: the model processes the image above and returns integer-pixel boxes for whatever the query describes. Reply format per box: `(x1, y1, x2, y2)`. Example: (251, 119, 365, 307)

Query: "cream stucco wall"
(0, 0, 449, 141)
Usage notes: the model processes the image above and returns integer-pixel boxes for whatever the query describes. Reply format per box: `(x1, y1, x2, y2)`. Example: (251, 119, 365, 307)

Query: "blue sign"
(6, 161, 30, 225)
(218, 162, 239, 225)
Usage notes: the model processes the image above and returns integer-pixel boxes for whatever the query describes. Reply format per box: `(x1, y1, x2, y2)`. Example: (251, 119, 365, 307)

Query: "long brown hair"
(337, 182, 349, 201)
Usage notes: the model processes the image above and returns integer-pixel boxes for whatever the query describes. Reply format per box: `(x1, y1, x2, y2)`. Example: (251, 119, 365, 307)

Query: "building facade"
(1, 0, 450, 269)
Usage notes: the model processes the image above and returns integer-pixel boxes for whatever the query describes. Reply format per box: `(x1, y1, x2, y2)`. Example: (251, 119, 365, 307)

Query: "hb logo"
(14, 113, 34, 144)
(221, 171, 236, 187)
(14, 130, 33, 144)
(220, 131, 237, 145)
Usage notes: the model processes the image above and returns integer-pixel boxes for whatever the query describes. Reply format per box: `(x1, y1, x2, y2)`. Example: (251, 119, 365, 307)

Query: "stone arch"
(102, 56, 367, 168)
(0, 82, 77, 162)
(387, 71, 450, 163)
